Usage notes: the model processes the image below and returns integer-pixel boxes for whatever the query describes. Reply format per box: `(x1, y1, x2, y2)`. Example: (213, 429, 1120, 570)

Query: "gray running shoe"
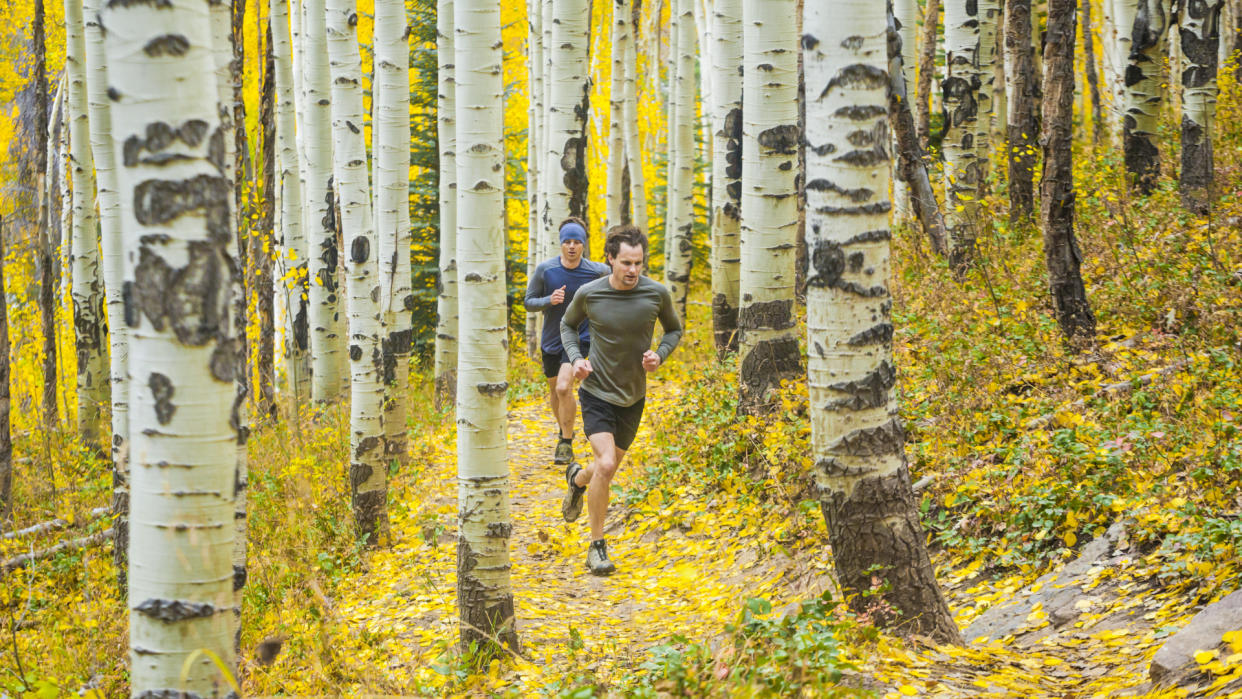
(554, 439, 573, 465)
(561, 462, 586, 522)
(586, 539, 615, 576)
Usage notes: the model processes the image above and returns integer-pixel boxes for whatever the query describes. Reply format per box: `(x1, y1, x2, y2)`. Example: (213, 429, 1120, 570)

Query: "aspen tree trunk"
(977, 0, 1001, 171)
(545, 0, 591, 239)
(663, 1, 680, 274)
(33, 0, 59, 430)
(606, 0, 629, 230)
(667, 0, 695, 319)
(525, 0, 542, 359)
(103, 0, 240, 688)
(65, 0, 107, 446)
(1042, 0, 1098, 342)
(1180, 0, 1223, 213)
(888, 6, 951, 256)
(327, 0, 388, 543)
(893, 0, 920, 219)
(435, 0, 459, 410)
(375, 0, 412, 464)
(305, 0, 345, 401)
(0, 220, 9, 523)
(710, 0, 742, 356)
(83, 0, 129, 581)
(1108, 0, 1140, 141)
(916, 0, 941, 147)
(455, 0, 518, 654)
(539, 0, 555, 259)
(992, 14, 1008, 143)
(1083, 0, 1105, 143)
(1005, 0, 1039, 222)
(738, 0, 801, 412)
(257, 24, 277, 419)
(271, 0, 311, 407)
(943, 0, 983, 270)
(805, 0, 962, 645)
(1123, 0, 1171, 193)
(623, 6, 649, 235)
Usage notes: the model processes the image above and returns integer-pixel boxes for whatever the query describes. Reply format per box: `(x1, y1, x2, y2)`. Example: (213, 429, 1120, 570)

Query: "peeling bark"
(1123, 0, 1171, 193)
(916, 0, 941, 147)
(1042, 0, 1098, 342)
(943, 0, 983, 270)
(1005, 0, 1039, 221)
(1179, 0, 1223, 213)
(1082, 0, 1105, 143)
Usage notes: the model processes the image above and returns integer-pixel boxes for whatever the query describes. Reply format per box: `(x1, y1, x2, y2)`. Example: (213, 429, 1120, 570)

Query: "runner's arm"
(523, 261, 552, 311)
(560, 291, 588, 363)
(654, 287, 683, 362)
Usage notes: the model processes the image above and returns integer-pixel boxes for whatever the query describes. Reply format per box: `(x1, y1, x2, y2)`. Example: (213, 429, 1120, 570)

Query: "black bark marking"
(463, 272, 483, 282)
(456, 539, 519, 653)
(738, 299, 794, 331)
(132, 242, 230, 346)
(1123, 114, 1161, 194)
(801, 34, 820, 51)
(561, 135, 589, 220)
(807, 239, 846, 289)
(106, 0, 171, 8)
(476, 382, 508, 397)
(350, 236, 370, 263)
(349, 344, 362, 361)
(941, 75, 980, 129)
(143, 34, 189, 57)
(825, 361, 896, 411)
(819, 63, 888, 101)
(834, 418, 905, 457)
(233, 565, 247, 591)
(355, 435, 382, 460)
(848, 323, 894, 346)
(816, 457, 876, 477)
(740, 337, 802, 403)
(712, 293, 739, 356)
(757, 124, 800, 155)
(133, 598, 218, 622)
(805, 178, 874, 203)
(813, 201, 892, 217)
(209, 339, 239, 382)
(834, 105, 887, 120)
(350, 462, 373, 491)
(486, 522, 512, 538)
(149, 373, 175, 425)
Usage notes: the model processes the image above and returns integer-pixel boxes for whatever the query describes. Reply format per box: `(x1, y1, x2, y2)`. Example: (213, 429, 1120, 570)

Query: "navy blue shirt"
(524, 257, 610, 353)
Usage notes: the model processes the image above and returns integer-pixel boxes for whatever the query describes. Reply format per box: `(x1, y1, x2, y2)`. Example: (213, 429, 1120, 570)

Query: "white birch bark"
(622, 21, 649, 235)
(539, 0, 554, 260)
(737, 0, 801, 409)
(271, 0, 310, 405)
(435, 0, 459, 407)
(605, 0, 629, 230)
(976, 0, 1001, 168)
(64, 0, 106, 444)
(374, 0, 412, 463)
(943, 0, 983, 269)
(710, 0, 741, 356)
(667, 0, 695, 319)
(1179, 0, 1223, 212)
(525, 0, 542, 359)
(804, 0, 960, 644)
(103, 0, 239, 688)
(663, 5, 680, 271)
(893, 0, 920, 219)
(1122, 0, 1171, 193)
(1107, 0, 1138, 141)
(82, 0, 127, 503)
(326, 0, 387, 542)
(304, 0, 344, 402)
(544, 0, 591, 251)
(455, 0, 518, 652)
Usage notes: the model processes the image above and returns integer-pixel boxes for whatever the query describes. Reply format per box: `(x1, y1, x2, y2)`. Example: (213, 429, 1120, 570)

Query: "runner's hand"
(642, 350, 661, 372)
(550, 285, 567, 305)
(573, 358, 592, 380)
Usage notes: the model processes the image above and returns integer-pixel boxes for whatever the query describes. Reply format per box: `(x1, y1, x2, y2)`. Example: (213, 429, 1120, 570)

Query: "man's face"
(561, 238, 583, 262)
(608, 242, 645, 289)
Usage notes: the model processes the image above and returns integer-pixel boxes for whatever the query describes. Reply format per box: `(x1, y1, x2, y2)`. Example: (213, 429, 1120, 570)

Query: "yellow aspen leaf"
(898, 685, 919, 696)
(1195, 649, 1219, 665)
(1064, 531, 1077, 547)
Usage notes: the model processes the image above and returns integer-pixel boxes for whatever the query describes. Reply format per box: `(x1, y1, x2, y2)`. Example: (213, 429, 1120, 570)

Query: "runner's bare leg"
(575, 432, 627, 541)
(554, 363, 576, 439)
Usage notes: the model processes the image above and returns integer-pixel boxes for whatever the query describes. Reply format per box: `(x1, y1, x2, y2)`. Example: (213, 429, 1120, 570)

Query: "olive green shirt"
(560, 275, 683, 407)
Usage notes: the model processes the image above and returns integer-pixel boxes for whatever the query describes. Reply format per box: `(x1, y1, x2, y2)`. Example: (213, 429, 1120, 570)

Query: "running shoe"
(561, 462, 586, 522)
(586, 539, 615, 576)
(554, 439, 573, 465)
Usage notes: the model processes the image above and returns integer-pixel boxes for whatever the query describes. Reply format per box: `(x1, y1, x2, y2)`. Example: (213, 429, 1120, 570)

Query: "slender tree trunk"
(435, 0, 459, 410)
(943, 0, 984, 271)
(1082, 0, 1105, 143)
(45, 80, 64, 429)
(545, 0, 591, 239)
(525, 0, 543, 360)
(82, 0, 129, 583)
(710, 0, 742, 357)
(33, 0, 58, 431)
(1042, 0, 1098, 342)
(103, 0, 239, 687)
(1005, 0, 1039, 221)
(916, 0, 941, 147)
(375, 0, 412, 464)
(305, 0, 345, 402)
(666, 0, 695, 319)
(0, 219, 10, 523)
(623, 1, 649, 235)
(976, 0, 1001, 173)
(738, 0, 801, 412)
(455, 0, 518, 654)
(893, 0, 920, 219)
(888, 6, 950, 256)
(256, 23, 278, 419)
(1108, 0, 1139, 142)
(327, 0, 388, 543)
(271, 0, 310, 410)
(663, 0, 680, 275)
(65, 0, 107, 446)
(1180, 0, 1223, 213)
(606, 0, 630, 230)
(540, 0, 555, 259)
(1122, 0, 1171, 193)
(805, 0, 962, 645)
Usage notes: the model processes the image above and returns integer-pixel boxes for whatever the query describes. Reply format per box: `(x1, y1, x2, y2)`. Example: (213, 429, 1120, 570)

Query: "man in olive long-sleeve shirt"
(559, 225, 682, 575)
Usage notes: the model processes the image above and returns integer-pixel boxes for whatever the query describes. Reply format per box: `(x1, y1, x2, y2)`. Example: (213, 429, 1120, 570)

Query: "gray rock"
(1150, 589, 1242, 686)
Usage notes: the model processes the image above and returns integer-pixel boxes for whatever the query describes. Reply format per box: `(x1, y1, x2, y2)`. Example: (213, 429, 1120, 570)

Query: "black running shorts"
(579, 388, 645, 451)
(541, 342, 590, 379)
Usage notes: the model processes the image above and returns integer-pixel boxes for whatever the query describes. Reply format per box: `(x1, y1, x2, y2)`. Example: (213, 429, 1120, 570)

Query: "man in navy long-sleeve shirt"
(523, 217, 609, 465)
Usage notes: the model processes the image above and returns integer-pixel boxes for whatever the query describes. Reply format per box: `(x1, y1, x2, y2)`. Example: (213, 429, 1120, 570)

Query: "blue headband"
(559, 222, 587, 244)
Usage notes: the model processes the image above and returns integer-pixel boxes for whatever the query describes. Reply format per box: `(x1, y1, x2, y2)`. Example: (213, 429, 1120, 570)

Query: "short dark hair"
(604, 225, 648, 260)
(559, 216, 588, 233)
